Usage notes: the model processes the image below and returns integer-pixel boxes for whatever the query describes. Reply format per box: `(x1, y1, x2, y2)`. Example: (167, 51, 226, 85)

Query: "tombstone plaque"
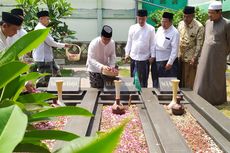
(47, 77, 80, 93)
(103, 77, 137, 93)
(159, 77, 178, 94)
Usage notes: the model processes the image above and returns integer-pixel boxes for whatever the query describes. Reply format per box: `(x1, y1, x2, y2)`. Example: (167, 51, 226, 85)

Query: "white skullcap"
(208, 1, 222, 10)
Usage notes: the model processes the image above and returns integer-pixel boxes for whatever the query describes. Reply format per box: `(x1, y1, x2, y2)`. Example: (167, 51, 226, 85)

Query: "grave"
(154, 77, 184, 101)
(46, 77, 85, 105)
(42, 77, 230, 153)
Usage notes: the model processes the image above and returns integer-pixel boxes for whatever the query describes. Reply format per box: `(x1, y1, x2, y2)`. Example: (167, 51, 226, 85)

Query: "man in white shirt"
(152, 12, 180, 87)
(87, 25, 116, 88)
(125, 9, 155, 88)
(6, 8, 30, 63)
(33, 10, 70, 78)
(6, 8, 27, 46)
(0, 12, 23, 52)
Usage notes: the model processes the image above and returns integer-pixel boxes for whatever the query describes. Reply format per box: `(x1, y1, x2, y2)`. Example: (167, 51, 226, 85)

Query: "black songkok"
(2, 12, 23, 26)
(183, 6, 195, 14)
(37, 11, 49, 18)
(101, 25, 112, 38)
(11, 8, 24, 16)
(137, 9, 148, 17)
(162, 12, 174, 20)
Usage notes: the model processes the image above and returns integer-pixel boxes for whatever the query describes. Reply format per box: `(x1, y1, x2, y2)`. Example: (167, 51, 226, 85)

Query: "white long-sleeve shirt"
(125, 23, 155, 61)
(33, 22, 65, 62)
(6, 28, 27, 46)
(87, 36, 116, 73)
(154, 25, 179, 65)
(0, 27, 7, 52)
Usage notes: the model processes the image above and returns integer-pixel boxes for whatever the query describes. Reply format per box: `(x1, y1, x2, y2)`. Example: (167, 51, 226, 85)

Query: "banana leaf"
(17, 92, 56, 104)
(30, 106, 93, 121)
(55, 119, 129, 153)
(14, 141, 50, 153)
(23, 130, 79, 142)
(0, 61, 29, 90)
(0, 105, 27, 153)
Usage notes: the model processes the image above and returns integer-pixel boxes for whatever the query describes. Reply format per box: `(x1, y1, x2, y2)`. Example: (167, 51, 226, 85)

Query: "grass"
(215, 77, 230, 118)
(216, 103, 230, 118)
(119, 68, 130, 77)
(61, 69, 74, 77)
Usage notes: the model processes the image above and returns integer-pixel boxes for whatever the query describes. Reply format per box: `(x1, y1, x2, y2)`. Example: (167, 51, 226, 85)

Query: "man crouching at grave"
(86, 25, 117, 88)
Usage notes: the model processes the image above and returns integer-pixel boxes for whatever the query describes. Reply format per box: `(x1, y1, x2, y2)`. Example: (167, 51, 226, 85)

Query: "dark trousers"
(36, 62, 53, 74)
(151, 61, 158, 88)
(130, 59, 150, 88)
(151, 58, 178, 87)
(89, 72, 104, 88)
(36, 62, 53, 82)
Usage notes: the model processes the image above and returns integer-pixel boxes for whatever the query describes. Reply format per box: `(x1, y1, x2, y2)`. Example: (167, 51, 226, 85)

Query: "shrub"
(149, 7, 208, 28)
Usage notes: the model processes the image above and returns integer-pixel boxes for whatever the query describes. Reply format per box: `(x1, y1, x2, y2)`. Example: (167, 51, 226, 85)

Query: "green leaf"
(17, 93, 56, 104)
(0, 99, 25, 110)
(30, 106, 93, 120)
(55, 119, 129, 153)
(20, 72, 48, 81)
(1, 72, 48, 101)
(0, 62, 29, 90)
(1, 76, 23, 101)
(0, 105, 28, 153)
(23, 130, 79, 142)
(0, 28, 50, 65)
(14, 141, 50, 153)
(24, 104, 50, 113)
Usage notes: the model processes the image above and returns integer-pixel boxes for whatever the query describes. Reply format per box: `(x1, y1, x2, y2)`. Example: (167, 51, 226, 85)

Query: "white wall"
(62, 18, 98, 42)
(71, 0, 97, 9)
(71, 0, 135, 42)
(103, 0, 135, 9)
(103, 19, 134, 42)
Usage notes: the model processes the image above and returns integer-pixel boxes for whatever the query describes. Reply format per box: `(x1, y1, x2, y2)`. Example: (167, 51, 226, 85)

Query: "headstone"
(47, 77, 80, 93)
(159, 77, 178, 94)
(103, 77, 137, 93)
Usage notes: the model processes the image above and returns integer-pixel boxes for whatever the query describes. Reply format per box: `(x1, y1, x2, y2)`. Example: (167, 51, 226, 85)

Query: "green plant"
(16, 0, 75, 42)
(15, 0, 40, 31)
(0, 29, 127, 152)
(149, 7, 208, 28)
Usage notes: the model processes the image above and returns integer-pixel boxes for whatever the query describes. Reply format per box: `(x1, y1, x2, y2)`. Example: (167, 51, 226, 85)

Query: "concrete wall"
(72, 0, 135, 42)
